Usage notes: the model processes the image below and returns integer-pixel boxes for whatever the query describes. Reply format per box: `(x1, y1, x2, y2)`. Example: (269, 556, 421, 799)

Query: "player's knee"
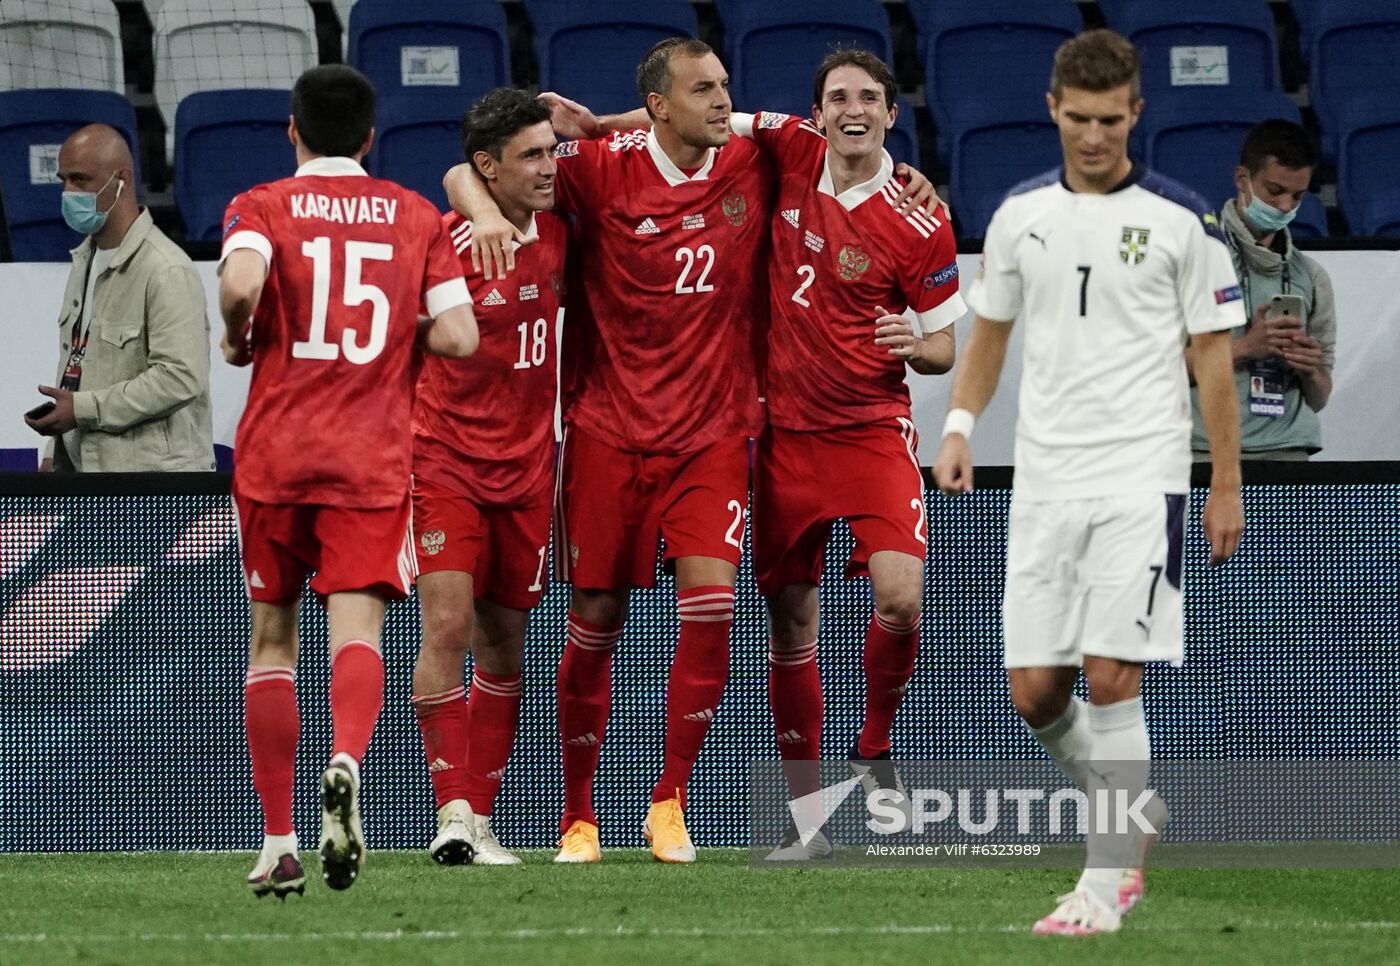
(472, 635, 524, 676)
(873, 593, 922, 629)
(571, 589, 626, 629)
(421, 608, 472, 658)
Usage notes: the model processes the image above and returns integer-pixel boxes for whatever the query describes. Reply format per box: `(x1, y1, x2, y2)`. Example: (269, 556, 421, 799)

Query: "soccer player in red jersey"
(409, 88, 567, 867)
(535, 50, 958, 860)
(445, 38, 771, 864)
(218, 65, 477, 896)
(731, 51, 965, 858)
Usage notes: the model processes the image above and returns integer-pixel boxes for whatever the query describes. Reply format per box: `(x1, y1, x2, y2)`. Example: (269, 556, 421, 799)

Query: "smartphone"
(25, 401, 56, 421)
(1266, 293, 1306, 321)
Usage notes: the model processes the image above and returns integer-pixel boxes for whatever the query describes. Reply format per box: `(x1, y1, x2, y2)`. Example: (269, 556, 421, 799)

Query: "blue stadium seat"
(0, 89, 140, 261)
(1141, 90, 1301, 210)
(1099, 0, 1280, 97)
(921, 1, 1082, 165)
(885, 96, 920, 170)
(524, 0, 698, 116)
(1306, 2, 1400, 163)
(1288, 192, 1329, 240)
(948, 105, 1061, 239)
(367, 95, 463, 211)
(713, 0, 891, 113)
(1337, 97, 1400, 237)
(347, 0, 509, 103)
(174, 90, 294, 242)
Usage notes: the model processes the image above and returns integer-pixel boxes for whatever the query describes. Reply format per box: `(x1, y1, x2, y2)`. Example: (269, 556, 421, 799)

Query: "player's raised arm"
(538, 91, 648, 138)
(443, 163, 530, 281)
(932, 314, 1013, 494)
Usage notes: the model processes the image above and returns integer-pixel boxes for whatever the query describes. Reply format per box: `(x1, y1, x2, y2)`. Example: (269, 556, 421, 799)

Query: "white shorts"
(1002, 492, 1187, 669)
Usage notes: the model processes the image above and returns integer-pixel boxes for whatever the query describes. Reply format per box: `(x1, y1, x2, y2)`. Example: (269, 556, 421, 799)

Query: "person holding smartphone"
(1187, 119, 1337, 461)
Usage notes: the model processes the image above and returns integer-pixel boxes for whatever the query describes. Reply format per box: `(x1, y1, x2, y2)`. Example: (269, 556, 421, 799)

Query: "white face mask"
(1242, 184, 1298, 234)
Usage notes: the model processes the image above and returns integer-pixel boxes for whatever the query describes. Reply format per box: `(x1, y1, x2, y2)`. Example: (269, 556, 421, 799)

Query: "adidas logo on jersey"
(781, 209, 800, 229)
(429, 757, 452, 773)
(776, 729, 805, 744)
(683, 708, 715, 723)
(248, 570, 266, 590)
(634, 217, 660, 236)
(566, 732, 599, 747)
(482, 288, 507, 306)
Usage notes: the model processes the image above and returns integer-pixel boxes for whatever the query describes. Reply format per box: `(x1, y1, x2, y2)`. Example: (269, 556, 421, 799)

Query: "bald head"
(57, 124, 138, 242)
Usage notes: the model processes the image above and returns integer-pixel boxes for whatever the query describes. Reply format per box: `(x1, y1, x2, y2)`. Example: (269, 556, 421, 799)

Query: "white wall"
(1, 251, 1396, 468)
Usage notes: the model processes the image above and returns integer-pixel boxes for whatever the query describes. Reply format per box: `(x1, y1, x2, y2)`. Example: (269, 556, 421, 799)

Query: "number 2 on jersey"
(293, 237, 394, 364)
(791, 264, 816, 307)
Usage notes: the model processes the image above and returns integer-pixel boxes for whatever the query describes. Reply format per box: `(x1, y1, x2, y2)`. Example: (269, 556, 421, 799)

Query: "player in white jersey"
(933, 30, 1245, 936)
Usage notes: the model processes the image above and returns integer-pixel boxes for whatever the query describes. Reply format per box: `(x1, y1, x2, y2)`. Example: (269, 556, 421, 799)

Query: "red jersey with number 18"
(551, 128, 771, 454)
(733, 112, 966, 432)
(413, 210, 568, 506)
(220, 156, 470, 508)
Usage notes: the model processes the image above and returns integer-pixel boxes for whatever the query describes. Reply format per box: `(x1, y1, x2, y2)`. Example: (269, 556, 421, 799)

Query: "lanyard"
(1225, 228, 1291, 321)
(62, 252, 103, 391)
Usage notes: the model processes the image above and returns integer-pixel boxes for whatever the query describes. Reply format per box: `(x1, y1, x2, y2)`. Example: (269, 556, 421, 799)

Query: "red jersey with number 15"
(220, 156, 470, 508)
(413, 210, 568, 506)
(552, 128, 771, 454)
(734, 112, 966, 431)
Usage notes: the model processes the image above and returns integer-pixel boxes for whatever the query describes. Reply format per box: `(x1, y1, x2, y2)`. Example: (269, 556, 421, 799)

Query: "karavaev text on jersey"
(965, 164, 1244, 500)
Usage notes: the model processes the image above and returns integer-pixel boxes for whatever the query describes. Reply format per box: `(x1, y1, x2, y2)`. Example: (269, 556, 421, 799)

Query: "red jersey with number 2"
(220, 157, 469, 509)
(413, 210, 568, 505)
(735, 112, 966, 431)
(551, 129, 771, 454)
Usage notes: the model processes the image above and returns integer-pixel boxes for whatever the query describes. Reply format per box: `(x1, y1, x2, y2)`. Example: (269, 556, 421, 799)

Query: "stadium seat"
(366, 95, 463, 210)
(1336, 97, 1400, 237)
(921, 1, 1082, 165)
(948, 105, 1061, 239)
(1141, 89, 1301, 209)
(524, 0, 698, 116)
(0, 89, 140, 261)
(1099, 0, 1281, 97)
(1287, 192, 1329, 240)
(173, 90, 294, 242)
(885, 96, 919, 170)
(0, 0, 124, 94)
(348, 0, 509, 102)
(153, 0, 317, 137)
(712, 0, 891, 114)
(1306, 2, 1400, 163)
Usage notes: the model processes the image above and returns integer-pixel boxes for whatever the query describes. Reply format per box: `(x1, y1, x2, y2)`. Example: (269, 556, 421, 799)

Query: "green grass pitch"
(1, 851, 1395, 965)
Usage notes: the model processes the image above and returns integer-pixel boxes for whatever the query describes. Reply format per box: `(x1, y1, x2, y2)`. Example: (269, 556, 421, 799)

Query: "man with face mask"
(1188, 119, 1336, 460)
(25, 124, 213, 471)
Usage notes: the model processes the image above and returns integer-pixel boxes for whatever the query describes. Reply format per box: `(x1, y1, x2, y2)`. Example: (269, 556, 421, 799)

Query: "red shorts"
(752, 419, 927, 598)
(556, 425, 749, 590)
(411, 478, 553, 610)
(231, 485, 416, 607)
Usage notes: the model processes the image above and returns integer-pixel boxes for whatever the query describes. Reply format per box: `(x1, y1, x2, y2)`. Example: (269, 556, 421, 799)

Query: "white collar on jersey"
(295, 156, 368, 178)
(646, 128, 717, 187)
(511, 213, 539, 252)
(818, 148, 894, 211)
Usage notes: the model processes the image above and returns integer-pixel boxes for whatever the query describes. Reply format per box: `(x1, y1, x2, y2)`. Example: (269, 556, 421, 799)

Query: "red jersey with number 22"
(735, 112, 966, 431)
(552, 129, 771, 454)
(220, 157, 470, 508)
(413, 210, 568, 505)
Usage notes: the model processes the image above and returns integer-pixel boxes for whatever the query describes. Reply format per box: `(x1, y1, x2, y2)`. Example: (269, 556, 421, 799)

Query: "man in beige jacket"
(25, 124, 213, 472)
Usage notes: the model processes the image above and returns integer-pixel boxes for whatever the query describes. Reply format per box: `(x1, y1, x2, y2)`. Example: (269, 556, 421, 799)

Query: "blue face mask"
(61, 172, 122, 235)
(1243, 187, 1297, 234)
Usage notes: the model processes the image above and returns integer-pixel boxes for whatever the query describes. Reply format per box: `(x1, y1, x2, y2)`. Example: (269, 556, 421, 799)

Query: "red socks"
(651, 586, 735, 806)
(558, 613, 621, 830)
(245, 666, 299, 836)
(462, 670, 522, 816)
(858, 611, 920, 759)
(767, 640, 823, 798)
(412, 685, 468, 810)
(330, 640, 384, 762)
